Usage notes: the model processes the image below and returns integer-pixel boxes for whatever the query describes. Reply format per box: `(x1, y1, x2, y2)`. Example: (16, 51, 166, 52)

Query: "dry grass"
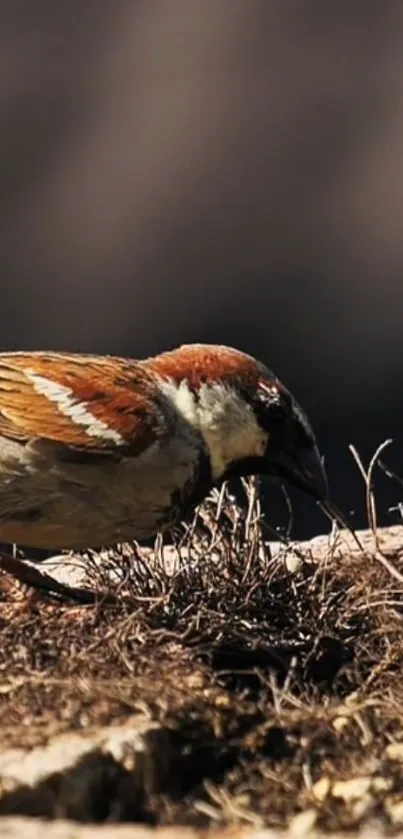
(1, 468, 403, 832)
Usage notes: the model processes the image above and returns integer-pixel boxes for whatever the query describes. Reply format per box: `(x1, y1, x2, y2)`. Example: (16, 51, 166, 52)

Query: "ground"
(0, 477, 403, 837)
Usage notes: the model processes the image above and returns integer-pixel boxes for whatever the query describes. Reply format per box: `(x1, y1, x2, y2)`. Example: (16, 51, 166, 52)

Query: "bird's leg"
(0, 551, 116, 604)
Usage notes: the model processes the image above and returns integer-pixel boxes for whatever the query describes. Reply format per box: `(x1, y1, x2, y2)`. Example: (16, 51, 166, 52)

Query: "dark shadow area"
(0, 1, 401, 537)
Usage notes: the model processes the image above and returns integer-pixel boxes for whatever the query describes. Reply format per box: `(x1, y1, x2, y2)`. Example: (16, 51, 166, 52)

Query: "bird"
(0, 343, 328, 551)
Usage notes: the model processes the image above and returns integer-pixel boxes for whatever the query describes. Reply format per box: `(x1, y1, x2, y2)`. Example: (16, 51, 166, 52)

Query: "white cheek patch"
(200, 389, 268, 478)
(26, 371, 124, 445)
(159, 376, 269, 480)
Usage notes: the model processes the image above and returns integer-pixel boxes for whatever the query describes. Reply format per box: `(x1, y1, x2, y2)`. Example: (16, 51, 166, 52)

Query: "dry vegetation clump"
(1, 474, 403, 831)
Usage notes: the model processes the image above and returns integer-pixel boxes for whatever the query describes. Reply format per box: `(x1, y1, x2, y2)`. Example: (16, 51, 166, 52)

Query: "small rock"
(312, 776, 330, 802)
(386, 796, 403, 825)
(332, 715, 350, 733)
(284, 554, 302, 574)
(385, 742, 403, 762)
(332, 776, 373, 801)
(288, 808, 318, 836)
(372, 777, 393, 793)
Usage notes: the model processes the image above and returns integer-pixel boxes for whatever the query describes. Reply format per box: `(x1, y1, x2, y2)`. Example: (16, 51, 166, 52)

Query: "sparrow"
(0, 343, 328, 551)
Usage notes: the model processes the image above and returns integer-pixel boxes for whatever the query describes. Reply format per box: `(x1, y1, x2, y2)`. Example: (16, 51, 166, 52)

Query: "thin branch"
(349, 440, 392, 550)
(349, 440, 403, 584)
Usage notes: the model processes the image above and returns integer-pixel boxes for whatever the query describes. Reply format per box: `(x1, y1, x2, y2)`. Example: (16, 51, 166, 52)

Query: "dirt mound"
(0, 479, 403, 835)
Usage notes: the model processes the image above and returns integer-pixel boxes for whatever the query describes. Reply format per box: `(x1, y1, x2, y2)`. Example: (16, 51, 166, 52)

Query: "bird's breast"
(0, 430, 208, 550)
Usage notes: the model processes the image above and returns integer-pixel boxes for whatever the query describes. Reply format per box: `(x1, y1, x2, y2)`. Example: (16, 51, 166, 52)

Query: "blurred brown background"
(1, 0, 402, 535)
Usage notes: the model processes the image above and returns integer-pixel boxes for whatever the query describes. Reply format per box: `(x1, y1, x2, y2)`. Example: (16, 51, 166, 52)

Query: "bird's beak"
(277, 443, 328, 501)
(274, 442, 363, 548)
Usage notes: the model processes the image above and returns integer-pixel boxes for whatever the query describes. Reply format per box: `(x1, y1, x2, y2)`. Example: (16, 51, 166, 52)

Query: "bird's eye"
(256, 384, 288, 429)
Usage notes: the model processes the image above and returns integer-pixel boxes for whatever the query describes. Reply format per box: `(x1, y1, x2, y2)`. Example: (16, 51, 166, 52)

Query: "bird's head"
(146, 343, 328, 502)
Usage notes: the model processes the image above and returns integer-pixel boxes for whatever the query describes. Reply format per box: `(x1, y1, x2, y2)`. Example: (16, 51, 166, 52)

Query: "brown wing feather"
(0, 352, 165, 456)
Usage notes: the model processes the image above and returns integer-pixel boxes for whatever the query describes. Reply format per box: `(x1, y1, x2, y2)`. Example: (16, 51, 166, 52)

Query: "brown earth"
(0, 481, 403, 837)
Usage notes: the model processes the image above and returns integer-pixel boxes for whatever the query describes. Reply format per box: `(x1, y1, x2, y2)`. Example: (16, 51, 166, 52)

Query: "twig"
(280, 484, 294, 540)
(349, 440, 392, 550)
(367, 440, 393, 540)
(349, 440, 403, 584)
(243, 476, 258, 541)
(318, 499, 364, 551)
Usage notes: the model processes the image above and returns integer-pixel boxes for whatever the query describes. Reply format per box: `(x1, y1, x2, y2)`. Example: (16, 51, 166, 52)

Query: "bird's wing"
(0, 352, 167, 458)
